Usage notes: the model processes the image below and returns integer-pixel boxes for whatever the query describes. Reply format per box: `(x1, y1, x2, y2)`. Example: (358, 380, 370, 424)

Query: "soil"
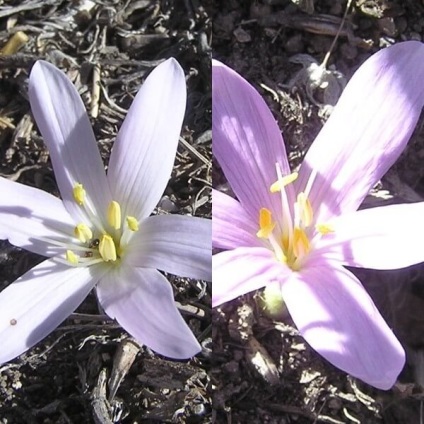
(0, 1, 211, 423)
(212, 0, 424, 423)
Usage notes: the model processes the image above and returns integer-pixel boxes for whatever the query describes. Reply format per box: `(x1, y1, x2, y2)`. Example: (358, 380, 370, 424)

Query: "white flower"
(0, 58, 211, 363)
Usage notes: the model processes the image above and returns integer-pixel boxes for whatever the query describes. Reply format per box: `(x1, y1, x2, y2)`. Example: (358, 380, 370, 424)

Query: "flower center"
(256, 164, 332, 270)
(62, 183, 139, 266)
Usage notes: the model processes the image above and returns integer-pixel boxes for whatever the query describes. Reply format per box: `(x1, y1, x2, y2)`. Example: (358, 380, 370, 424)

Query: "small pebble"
(250, 3, 271, 19)
(396, 17, 407, 34)
(233, 27, 252, 43)
(410, 32, 422, 42)
(378, 17, 397, 37)
(340, 42, 358, 60)
(285, 34, 304, 54)
(158, 196, 177, 212)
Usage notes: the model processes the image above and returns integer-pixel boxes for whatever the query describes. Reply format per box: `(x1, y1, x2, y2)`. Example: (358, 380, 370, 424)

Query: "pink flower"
(212, 41, 424, 389)
(0, 59, 211, 363)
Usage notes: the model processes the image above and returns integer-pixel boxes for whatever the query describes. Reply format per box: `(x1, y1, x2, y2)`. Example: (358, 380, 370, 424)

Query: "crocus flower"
(0, 58, 211, 364)
(212, 41, 424, 389)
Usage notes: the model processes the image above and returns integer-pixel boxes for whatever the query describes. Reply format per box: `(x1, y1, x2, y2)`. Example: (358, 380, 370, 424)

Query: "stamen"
(297, 192, 313, 228)
(55, 256, 104, 267)
(303, 168, 318, 200)
(107, 201, 122, 230)
(316, 223, 334, 235)
(71, 184, 107, 235)
(73, 183, 86, 205)
(99, 234, 117, 262)
(126, 216, 139, 232)
(66, 250, 79, 265)
(74, 223, 93, 243)
(270, 172, 298, 193)
(274, 164, 295, 244)
(37, 236, 90, 252)
(256, 208, 275, 238)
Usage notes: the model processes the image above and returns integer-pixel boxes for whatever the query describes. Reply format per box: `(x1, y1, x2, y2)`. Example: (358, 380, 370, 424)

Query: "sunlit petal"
(28, 61, 111, 223)
(281, 259, 405, 390)
(0, 260, 105, 364)
(97, 266, 201, 359)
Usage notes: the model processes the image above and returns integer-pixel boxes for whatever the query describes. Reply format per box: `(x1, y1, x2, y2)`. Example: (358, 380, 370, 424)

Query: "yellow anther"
(99, 234, 117, 262)
(270, 172, 298, 193)
(74, 223, 93, 243)
(297, 192, 313, 227)
(256, 208, 275, 238)
(126, 216, 139, 232)
(107, 201, 122, 230)
(316, 223, 334, 235)
(66, 250, 79, 265)
(73, 183, 86, 205)
(293, 227, 310, 259)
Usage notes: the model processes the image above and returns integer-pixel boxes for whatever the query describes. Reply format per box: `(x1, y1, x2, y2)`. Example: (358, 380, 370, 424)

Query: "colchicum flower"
(0, 58, 211, 363)
(212, 41, 424, 389)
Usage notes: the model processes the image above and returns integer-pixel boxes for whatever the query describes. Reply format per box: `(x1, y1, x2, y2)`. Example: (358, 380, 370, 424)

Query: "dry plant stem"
(91, 63, 102, 118)
(321, 0, 353, 68)
(179, 136, 210, 165)
(0, 164, 41, 181)
(108, 338, 140, 401)
(0, 1, 48, 19)
(92, 368, 113, 424)
(69, 312, 112, 322)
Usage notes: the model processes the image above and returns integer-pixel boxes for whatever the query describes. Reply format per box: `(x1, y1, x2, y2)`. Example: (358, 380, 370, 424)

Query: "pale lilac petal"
(212, 247, 289, 307)
(314, 202, 424, 270)
(28, 61, 111, 223)
(297, 41, 424, 222)
(108, 59, 186, 219)
(125, 215, 211, 281)
(281, 259, 405, 389)
(0, 177, 75, 257)
(213, 60, 293, 221)
(97, 266, 200, 359)
(0, 259, 104, 364)
(212, 189, 259, 250)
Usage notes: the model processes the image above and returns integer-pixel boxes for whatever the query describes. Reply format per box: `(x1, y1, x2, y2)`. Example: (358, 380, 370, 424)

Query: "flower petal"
(212, 247, 289, 307)
(0, 259, 103, 364)
(212, 189, 259, 250)
(28, 60, 111, 223)
(108, 58, 186, 219)
(297, 41, 424, 222)
(315, 202, 424, 270)
(212, 60, 292, 221)
(281, 259, 405, 389)
(125, 214, 211, 281)
(97, 266, 200, 359)
(0, 177, 75, 257)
